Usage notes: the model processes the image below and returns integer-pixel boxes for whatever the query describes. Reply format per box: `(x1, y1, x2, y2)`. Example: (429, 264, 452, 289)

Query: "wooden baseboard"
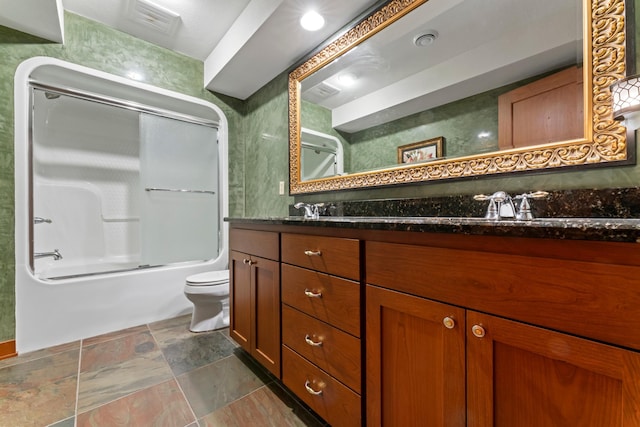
(0, 340, 17, 360)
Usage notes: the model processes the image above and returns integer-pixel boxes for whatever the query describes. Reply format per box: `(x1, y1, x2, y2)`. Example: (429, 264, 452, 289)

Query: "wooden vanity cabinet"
(366, 285, 466, 427)
(466, 311, 640, 427)
(280, 233, 362, 427)
(228, 221, 640, 426)
(229, 228, 281, 377)
(366, 238, 640, 427)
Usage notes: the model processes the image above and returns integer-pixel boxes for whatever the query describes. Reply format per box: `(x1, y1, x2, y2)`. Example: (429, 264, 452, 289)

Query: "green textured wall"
(0, 13, 245, 343)
(346, 87, 500, 172)
(243, 74, 293, 217)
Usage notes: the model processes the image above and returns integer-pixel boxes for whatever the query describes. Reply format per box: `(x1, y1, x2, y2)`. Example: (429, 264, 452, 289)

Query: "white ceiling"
(0, 0, 64, 43)
(0, 0, 379, 100)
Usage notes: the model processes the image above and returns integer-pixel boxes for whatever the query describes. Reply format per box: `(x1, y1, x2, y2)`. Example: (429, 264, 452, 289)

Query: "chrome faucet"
(474, 191, 548, 220)
(34, 249, 63, 260)
(294, 202, 324, 220)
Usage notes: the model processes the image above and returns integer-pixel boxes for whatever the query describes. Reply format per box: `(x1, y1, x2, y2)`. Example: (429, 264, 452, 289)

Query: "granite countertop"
(226, 216, 640, 242)
(227, 188, 640, 242)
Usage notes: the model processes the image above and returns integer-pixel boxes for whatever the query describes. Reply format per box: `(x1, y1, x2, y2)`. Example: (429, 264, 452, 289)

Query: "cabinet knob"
(471, 324, 486, 338)
(304, 334, 323, 347)
(443, 317, 456, 329)
(304, 289, 323, 298)
(304, 250, 322, 256)
(304, 380, 324, 396)
(242, 258, 253, 265)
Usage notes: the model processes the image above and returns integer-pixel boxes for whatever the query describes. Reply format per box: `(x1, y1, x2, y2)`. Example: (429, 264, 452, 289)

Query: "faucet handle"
(473, 194, 491, 201)
(515, 190, 548, 200)
(474, 194, 501, 219)
(514, 191, 548, 220)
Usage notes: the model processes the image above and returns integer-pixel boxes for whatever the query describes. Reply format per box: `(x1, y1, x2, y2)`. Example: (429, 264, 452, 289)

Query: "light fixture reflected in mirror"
(337, 72, 358, 87)
(610, 74, 640, 120)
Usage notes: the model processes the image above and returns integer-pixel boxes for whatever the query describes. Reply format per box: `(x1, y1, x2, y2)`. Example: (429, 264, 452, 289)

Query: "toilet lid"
(186, 270, 229, 286)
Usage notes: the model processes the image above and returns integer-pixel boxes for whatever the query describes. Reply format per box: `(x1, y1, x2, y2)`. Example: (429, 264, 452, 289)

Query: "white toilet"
(184, 270, 230, 332)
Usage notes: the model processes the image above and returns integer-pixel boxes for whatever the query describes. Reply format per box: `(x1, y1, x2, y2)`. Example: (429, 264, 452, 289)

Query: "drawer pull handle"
(304, 289, 322, 298)
(304, 380, 323, 396)
(471, 324, 486, 338)
(443, 317, 456, 329)
(304, 250, 322, 256)
(304, 334, 323, 347)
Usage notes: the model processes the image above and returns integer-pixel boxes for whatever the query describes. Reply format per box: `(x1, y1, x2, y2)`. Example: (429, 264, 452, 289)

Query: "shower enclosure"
(31, 88, 219, 279)
(14, 57, 229, 353)
(300, 127, 344, 181)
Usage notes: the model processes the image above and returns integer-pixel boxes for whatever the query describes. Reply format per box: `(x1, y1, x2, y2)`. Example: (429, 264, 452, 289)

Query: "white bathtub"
(14, 57, 229, 353)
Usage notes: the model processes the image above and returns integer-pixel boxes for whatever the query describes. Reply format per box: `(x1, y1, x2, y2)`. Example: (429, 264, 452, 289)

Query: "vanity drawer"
(281, 233, 360, 280)
(366, 240, 640, 351)
(282, 346, 361, 427)
(229, 228, 279, 261)
(282, 304, 361, 393)
(281, 264, 360, 337)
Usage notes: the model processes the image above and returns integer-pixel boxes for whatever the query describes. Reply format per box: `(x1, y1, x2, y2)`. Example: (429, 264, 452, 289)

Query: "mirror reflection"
(301, 0, 582, 177)
(289, 0, 629, 193)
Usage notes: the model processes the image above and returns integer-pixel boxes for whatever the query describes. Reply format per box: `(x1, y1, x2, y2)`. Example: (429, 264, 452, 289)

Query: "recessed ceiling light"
(337, 72, 358, 87)
(300, 11, 325, 31)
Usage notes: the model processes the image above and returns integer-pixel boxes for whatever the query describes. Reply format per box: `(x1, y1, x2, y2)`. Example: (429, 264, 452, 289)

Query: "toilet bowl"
(184, 270, 230, 332)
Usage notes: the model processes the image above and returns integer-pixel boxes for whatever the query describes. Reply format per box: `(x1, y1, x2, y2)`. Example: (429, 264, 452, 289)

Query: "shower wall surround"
(0, 13, 245, 344)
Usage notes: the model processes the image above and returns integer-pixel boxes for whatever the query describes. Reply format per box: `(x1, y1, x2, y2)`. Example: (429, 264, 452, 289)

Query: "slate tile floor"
(0, 315, 327, 427)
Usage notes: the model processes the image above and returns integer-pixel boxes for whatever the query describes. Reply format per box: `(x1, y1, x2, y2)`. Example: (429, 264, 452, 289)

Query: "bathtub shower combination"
(14, 57, 229, 353)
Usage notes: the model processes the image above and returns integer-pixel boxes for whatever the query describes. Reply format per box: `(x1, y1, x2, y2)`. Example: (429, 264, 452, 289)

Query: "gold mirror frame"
(288, 0, 629, 194)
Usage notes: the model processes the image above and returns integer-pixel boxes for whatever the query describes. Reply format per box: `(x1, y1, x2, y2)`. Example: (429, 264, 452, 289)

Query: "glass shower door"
(139, 114, 219, 266)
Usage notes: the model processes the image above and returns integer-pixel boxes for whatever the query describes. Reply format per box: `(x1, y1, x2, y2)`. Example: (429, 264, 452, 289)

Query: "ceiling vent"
(128, 0, 181, 35)
(305, 82, 341, 101)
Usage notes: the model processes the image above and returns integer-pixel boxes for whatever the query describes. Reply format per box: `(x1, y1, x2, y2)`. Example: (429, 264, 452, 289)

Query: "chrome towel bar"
(144, 187, 215, 195)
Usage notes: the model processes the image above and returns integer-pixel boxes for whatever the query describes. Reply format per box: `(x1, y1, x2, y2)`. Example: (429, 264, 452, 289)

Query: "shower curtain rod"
(29, 80, 219, 129)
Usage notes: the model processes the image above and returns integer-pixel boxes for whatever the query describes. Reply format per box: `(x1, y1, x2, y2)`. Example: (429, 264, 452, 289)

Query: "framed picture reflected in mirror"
(398, 137, 444, 164)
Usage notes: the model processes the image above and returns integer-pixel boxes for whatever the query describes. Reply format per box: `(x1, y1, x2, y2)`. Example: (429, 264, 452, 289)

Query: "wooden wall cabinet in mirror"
(498, 66, 584, 150)
(288, 0, 630, 195)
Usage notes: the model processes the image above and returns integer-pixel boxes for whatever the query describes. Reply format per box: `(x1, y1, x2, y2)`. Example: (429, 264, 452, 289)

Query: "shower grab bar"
(34, 217, 52, 224)
(145, 187, 216, 195)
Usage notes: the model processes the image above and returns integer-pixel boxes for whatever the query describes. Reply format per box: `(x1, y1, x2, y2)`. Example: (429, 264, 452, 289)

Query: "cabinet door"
(467, 311, 640, 427)
(366, 285, 466, 427)
(230, 250, 251, 352)
(251, 256, 281, 377)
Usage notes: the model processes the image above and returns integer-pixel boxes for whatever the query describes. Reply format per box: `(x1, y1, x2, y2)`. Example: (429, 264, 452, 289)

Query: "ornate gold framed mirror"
(288, 0, 630, 194)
